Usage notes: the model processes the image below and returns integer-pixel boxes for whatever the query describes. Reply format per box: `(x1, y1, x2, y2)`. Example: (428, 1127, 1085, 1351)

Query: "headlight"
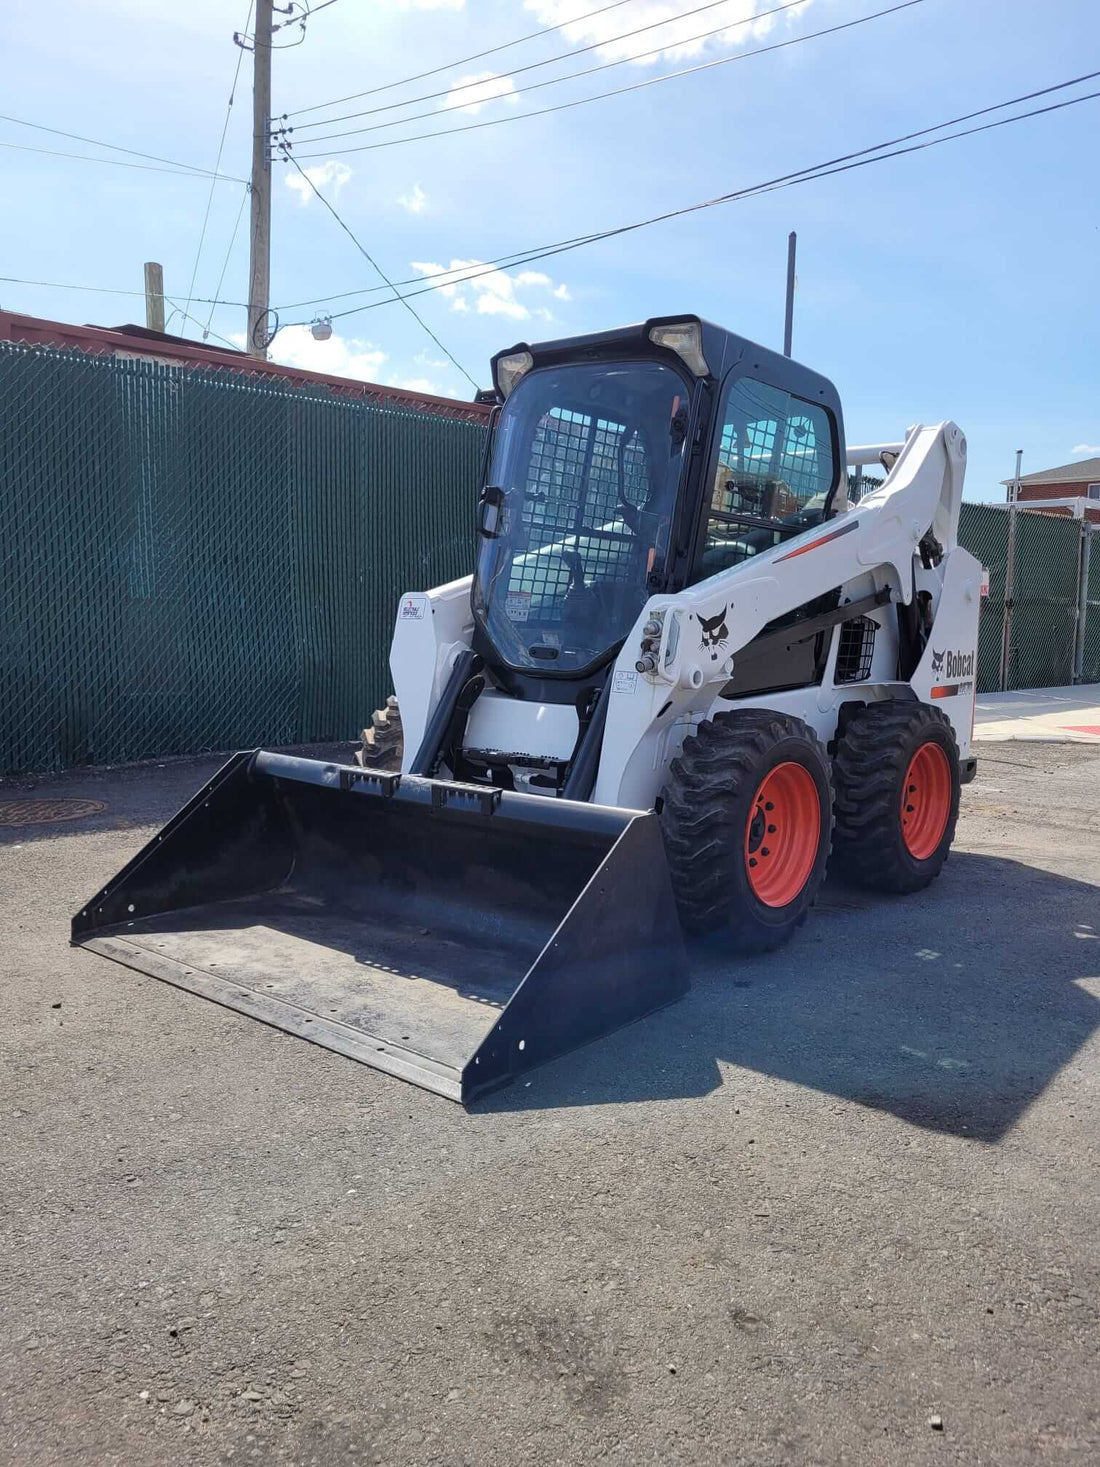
(648, 320, 709, 377)
(495, 350, 534, 398)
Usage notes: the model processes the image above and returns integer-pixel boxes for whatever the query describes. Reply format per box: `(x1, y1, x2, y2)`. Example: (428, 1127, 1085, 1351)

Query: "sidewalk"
(974, 683, 1100, 742)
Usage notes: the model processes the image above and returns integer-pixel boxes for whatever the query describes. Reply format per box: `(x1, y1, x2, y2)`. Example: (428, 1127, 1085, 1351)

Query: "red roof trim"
(0, 310, 492, 424)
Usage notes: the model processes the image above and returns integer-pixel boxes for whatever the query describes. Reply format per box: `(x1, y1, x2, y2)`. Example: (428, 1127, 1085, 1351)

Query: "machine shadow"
(475, 851, 1100, 1142)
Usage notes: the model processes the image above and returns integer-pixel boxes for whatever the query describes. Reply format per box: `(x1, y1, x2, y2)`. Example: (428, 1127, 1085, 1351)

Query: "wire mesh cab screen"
(474, 360, 689, 673)
(698, 375, 838, 580)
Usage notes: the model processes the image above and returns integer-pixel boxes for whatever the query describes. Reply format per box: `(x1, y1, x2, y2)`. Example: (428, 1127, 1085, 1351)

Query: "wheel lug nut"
(761, 846, 770, 857)
(765, 802, 774, 811)
(748, 857, 757, 868)
(767, 824, 776, 834)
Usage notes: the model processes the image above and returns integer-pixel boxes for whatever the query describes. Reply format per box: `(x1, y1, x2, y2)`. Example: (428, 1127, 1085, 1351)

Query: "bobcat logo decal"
(697, 606, 729, 662)
(930, 647, 945, 674)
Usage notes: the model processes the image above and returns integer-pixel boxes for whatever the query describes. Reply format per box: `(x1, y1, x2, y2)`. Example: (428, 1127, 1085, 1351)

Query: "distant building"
(1001, 457, 1100, 526)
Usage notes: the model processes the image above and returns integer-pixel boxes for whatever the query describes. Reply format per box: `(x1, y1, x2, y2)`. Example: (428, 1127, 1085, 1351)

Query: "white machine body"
(390, 420, 980, 809)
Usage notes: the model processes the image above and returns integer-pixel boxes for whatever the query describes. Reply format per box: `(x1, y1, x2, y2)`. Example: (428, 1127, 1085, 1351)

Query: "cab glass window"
(698, 375, 837, 579)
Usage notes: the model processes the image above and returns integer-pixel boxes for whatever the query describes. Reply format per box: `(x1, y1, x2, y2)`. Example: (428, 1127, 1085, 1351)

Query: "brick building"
(1001, 456, 1100, 525)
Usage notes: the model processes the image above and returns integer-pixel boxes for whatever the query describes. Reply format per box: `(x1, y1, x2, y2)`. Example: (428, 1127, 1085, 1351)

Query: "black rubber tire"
(659, 709, 834, 955)
(832, 700, 961, 894)
(354, 695, 403, 770)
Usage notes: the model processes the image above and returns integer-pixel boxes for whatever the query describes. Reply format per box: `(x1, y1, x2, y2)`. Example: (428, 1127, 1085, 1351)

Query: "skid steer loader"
(73, 316, 980, 1104)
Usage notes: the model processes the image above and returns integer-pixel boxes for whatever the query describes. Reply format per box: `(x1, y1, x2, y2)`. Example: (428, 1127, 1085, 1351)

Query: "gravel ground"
(2, 742, 1099, 1466)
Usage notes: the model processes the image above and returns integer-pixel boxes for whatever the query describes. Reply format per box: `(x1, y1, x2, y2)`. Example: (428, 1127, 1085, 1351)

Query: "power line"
(284, 0, 640, 117)
(280, 79, 1100, 327)
(284, 0, 810, 134)
(0, 140, 245, 180)
(280, 148, 481, 389)
(0, 274, 249, 308)
(184, 3, 255, 324)
(0, 112, 245, 179)
(290, 0, 924, 157)
(6, 73, 1096, 332)
(202, 185, 252, 341)
(274, 66, 1100, 309)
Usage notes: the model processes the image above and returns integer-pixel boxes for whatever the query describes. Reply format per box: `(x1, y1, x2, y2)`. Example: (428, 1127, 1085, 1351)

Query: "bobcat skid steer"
(73, 317, 980, 1104)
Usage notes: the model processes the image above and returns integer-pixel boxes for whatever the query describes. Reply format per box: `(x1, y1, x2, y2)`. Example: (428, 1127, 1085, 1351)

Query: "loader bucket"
(71, 751, 688, 1104)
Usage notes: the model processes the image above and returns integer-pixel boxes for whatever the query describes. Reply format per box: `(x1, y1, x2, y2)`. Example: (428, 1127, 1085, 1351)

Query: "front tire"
(660, 710, 833, 955)
(832, 700, 960, 893)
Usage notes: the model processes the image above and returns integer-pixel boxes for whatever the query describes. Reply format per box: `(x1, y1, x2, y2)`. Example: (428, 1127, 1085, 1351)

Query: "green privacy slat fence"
(958, 503, 1009, 694)
(1004, 509, 1082, 691)
(1084, 531, 1100, 685)
(2, 340, 1094, 774)
(0, 344, 485, 775)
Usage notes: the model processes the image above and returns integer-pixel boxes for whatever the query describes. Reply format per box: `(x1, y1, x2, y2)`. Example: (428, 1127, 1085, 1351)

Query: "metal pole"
(999, 503, 1017, 691)
(143, 262, 165, 333)
(1073, 525, 1093, 684)
(1010, 447, 1022, 504)
(247, 0, 273, 358)
(782, 231, 796, 357)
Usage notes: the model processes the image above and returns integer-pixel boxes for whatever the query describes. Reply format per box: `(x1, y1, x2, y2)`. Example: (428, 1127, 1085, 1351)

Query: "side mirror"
(477, 485, 506, 539)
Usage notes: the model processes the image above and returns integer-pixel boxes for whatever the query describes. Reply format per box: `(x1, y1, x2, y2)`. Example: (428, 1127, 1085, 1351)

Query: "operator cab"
(473, 316, 846, 700)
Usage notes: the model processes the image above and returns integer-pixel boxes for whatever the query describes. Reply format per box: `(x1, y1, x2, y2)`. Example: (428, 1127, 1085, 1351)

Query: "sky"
(1, 0, 1098, 502)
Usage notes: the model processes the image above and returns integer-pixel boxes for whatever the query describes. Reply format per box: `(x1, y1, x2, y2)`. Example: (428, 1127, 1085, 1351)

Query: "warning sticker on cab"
(399, 596, 427, 621)
(505, 591, 531, 622)
(612, 670, 638, 695)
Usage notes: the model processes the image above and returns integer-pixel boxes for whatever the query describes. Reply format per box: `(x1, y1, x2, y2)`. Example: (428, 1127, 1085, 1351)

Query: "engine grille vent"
(835, 616, 877, 684)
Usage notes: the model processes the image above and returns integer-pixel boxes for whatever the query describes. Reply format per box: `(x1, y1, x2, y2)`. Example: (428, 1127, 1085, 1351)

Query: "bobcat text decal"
(930, 646, 975, 699)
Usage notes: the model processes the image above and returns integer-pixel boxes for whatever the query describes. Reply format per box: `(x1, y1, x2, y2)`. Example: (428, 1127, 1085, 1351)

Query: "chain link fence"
(3, 340, 1096, 774)
(1, 344, 485, 774)
(961, 504, 1094, 694)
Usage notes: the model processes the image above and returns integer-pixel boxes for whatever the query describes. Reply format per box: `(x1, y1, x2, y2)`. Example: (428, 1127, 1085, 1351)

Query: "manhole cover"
(0, 797, 107, 827)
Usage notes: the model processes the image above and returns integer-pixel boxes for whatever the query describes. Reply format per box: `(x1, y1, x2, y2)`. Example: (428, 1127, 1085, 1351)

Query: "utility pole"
(247, 0, 273, 358)
(782, 231, 797, 357)
(143, 262, 165, 333)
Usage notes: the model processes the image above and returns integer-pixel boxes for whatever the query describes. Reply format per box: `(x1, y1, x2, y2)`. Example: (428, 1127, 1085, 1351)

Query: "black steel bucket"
(72, 751, 689, 1103)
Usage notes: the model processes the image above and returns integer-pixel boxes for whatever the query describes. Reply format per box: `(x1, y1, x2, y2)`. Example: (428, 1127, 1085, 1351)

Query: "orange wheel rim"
(744, 762, 821, 908)
(901, 741, 952, 859)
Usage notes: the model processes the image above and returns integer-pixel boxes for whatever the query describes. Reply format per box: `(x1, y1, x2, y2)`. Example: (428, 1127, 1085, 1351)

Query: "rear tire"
(832, 700, 960, 894)
(660, 710, 833, 955)
(355, 695, 403, 770)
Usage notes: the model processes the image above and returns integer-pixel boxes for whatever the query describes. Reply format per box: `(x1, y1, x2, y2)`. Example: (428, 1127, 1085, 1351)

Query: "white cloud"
(284, 160, 352, 206)
(267, 325, 387, 380)
(553, 283, 572, 301)
(409, 259, 570, 322)
(521, 0, 811, 67)
(1071, 443, 1100, 456)
(393, 376, 442, 394)
(443, 71, 520, 113)
(397, 183, 428, 214)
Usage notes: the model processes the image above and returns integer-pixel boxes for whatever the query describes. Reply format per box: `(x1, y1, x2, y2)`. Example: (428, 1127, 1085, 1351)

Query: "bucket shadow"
(475, 852, 1100, 1143)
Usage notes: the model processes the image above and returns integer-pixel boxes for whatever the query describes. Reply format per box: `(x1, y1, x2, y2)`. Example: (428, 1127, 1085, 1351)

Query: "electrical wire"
(291, 0, 924, 156)
(6, 74, 1096, 334)
(280, 80, 1100, 327)
(184, 3, 254, 325)
(274, 66, 1100, 308)
(202, 185, 252, 340)
(163, 298, 242, 349)
(0, 140, 246, 180)
(0, 112, 245, 179)
(280, 148, 480, 388)
(284, 0, 640, 117)
(0, 275, 249, 308)
(285, 0, 810, 134)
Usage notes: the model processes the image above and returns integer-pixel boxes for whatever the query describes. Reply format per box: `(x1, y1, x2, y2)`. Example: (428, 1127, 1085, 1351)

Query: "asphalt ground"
(2, 740, 1098, 1466)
